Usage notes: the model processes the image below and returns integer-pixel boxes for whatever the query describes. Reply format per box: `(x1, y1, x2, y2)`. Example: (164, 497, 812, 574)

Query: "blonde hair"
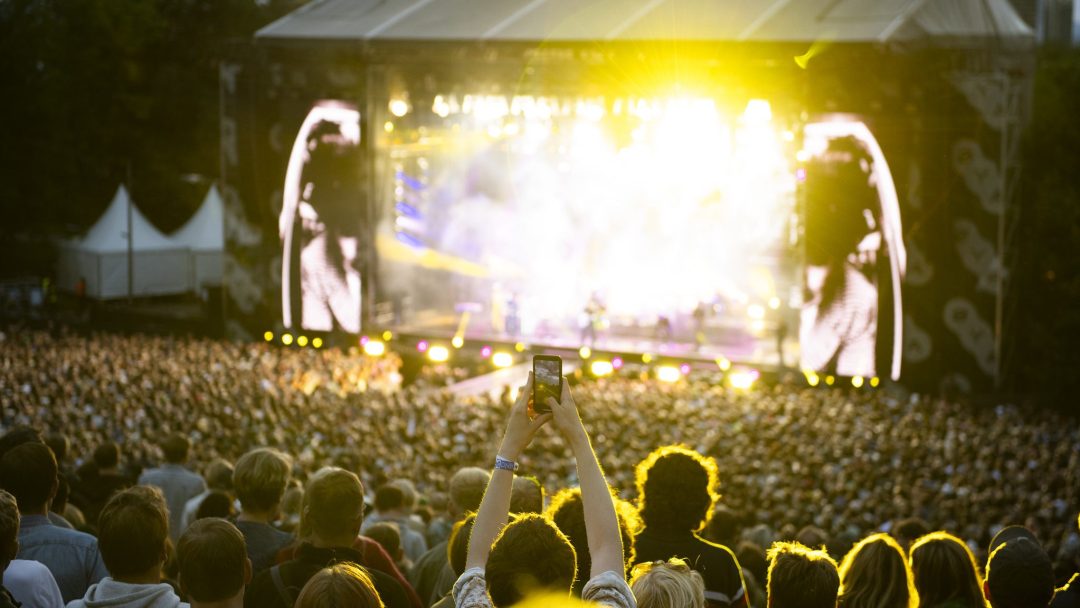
(630, 558, 706, 608)
(295, 563, 385, 608)
(233, 448, 292, 513)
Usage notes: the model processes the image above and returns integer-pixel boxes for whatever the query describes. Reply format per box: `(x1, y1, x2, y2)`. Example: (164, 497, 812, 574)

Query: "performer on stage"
(580, 292, 606, 347)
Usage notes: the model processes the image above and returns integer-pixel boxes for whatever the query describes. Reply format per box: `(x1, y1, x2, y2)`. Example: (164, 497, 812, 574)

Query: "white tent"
(58, 185, 191, 299)
(171, 184, 224, 289)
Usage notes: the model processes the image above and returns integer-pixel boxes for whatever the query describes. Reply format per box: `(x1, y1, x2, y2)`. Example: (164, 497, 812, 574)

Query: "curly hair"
(546, 486, 641, 589)
(630, 558, 706, 608)
(486, 513, 577, 607)
(635, 445, 720, 533)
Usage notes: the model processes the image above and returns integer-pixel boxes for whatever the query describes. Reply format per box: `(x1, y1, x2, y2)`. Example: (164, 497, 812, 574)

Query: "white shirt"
(4, 559, 63, 608)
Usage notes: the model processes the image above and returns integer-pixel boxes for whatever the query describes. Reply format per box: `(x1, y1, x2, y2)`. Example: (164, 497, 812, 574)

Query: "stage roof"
(257, 0, 1033, 45)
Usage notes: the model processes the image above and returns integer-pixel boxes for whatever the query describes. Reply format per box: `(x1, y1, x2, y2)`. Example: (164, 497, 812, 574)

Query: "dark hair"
(798, 526, 831, 551)
(738, 541, 769, 588)
(706, 506, 741, 547)
(767, 541, 841, 608)
(374, 485, 404, 512)
(45, 433, 69, 463)
(98, 486, 170, 578)
(177, 518, 247, 602)
(303, 468, 365, 541)
(0, 442, 57, 512)
(636, 445, 720, 533)
(985, 538, 1054, 608)
(510, 476, 544, 515)
(894, 519, 931, 550)
(546, 487, 641, 590)
(448, 513, 477, 577)
(94, 442, 121, 469)
(195, 491, 236, 521)
(839, 533, 916, 608)
(161, 434, 190, 464)
(909, 532, 986, 608)
(486, 513, 577, 607)
(366, 522, 402, 560)
(0, 427, 43, 462)
(204, 459, 234, 492)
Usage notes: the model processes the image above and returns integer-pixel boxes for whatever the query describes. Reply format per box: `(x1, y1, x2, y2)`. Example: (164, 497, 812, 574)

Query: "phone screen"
(533, 356, 562, 414)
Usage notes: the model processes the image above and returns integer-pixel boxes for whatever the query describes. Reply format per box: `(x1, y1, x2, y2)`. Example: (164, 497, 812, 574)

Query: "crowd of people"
(0, 327, 1076, 608)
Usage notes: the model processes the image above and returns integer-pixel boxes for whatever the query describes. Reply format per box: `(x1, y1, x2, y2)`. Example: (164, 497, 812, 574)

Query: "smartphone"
(532, 355, 562, 414)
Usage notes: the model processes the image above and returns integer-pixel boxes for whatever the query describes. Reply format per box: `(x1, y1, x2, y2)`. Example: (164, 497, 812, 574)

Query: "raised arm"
(465, 373, 550, 570)
(549, 379, 624, 578)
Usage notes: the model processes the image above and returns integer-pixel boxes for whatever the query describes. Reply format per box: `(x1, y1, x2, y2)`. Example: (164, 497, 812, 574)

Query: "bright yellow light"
(427, 345, 449, 362)
(852, 376, 864, 388)
(804, 370, 820, 387)
(747, 304, 766, 320)
(579, 346, 592, 359)
(642, 353, 653, 364)
(796, 150, 812, 163)
(743, 99, 772, 125)
(728, 369, 757, 390)
(825, 375, 835, 386)
(281, 334, 293, 346)
(312, 337, 323, 349)
(716, 356, 732, 371)
(492, 352, 513, 368)
(382, 330, 393, 341)
(590, 360, 614, 377)
(768, 297, 781, 310)
(263, 331, 274, 342)
(514, 342, 526, 353)
(388, 98, 409, 117)
(364, 340, 387, 357)
(384, 121, 394, 133)
(297, 336, 309, 347)
(452, 336, 464, 349)
(870, 377, 880, 388)
(656, 366, 681, 383)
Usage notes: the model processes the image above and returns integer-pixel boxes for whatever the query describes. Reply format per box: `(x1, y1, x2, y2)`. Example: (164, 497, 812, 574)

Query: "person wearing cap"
(1051, 514, 1080, 608)
(985, 526, 1055, 608)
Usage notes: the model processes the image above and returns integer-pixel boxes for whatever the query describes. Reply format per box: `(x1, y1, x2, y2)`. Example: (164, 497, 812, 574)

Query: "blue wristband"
(494, 455, 518, 472)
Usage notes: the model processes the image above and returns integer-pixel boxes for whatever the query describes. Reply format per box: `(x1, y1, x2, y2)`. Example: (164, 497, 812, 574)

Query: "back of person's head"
(635, 445, 720, 534)
(195, 491, 236, 521)
(798, 526, 831, 551)
(630, 558, 706, 608)
(985, 536, 1054, 608)
(45, 433, 70, 464)
(738, 541, 770, 588)
(448, 467, 490, 515)
(303, 467, 364, 542)
(448, 513, 477, 577)
(204, 459, 234, 492)
(510, 476, 544, 515)
(839, 533, 916, 608)
(706, 506, 740, 548)
(374, 484, 404, 513)
(767, 541, 841, 608)
(295, 562, 385, 608)
(0, 490, 19, 572)
(177, 518, 249, 603)
(233, 448, 292, 514)
(93, 442, 121, 469)
(99, 486, 170, 579)
(0, 442, 57, 512)
(161, 434, 191, 464)
(366, 522, 403, 561)
(0, 427, 43, 462)
(546, 487, 641, 587)
(894, 519, 931, 552)
(387, 479, 417, 512)
(486, 513, 577, 607)
(909, 532, 985, 608)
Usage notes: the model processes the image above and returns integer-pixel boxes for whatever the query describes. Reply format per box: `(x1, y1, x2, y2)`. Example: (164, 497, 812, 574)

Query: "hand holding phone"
(531, 355, 562, 415)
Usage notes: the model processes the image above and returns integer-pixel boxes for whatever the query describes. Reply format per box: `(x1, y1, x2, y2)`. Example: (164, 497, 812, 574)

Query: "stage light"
(417, 340, 429, 353)
(452, 336, 464, 349)
(716, 356, 732, 371)
(360, 335, 369, 345)
(579, 346, 592, 359)
(804, 370, 820, 387)
(282, 334, 293, 346)
(432, 95, 450, 118)
(743, 99, 772, 125)
(514, 342, 526, 353)
(852, 376, 864, 388)
(796, 150, 812, 163)
(297, 336, 309, 347)
(612, 357, 624, 370)
(382, 331, 393, 341)
(591, 360, 614, 377)
(747, 304, 765, 320)
(768, 297, 781, 310)
(642, 353, 653, 364)
(263, 331, 274, 342)
(384, 121, 394, 133)
(364, 340, 386, 357)
(427, 345, 449, 362)
(480, 346, 492, 358)
(312, 337, 323, 349)
(825, 375, 835, 386)
(870, 377, 880, 388)
(679, 363, 691, 375)
(728, 368, 759, 390)
(656, 365, 681, 383)
(492, 352, 513, 368)
(389, 98, 409, 118)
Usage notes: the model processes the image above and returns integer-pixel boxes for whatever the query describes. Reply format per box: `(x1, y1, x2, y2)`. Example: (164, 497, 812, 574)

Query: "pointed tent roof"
(171, 184, 225, 252)
(78, 185, 181, 253)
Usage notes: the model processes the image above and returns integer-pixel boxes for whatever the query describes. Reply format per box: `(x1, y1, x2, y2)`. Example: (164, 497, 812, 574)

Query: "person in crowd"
(1052, 514, 1080, 608)
(633, 445, 746, 608)
(138, 434, 206, 543)
(68, 486, 185, 608)
(295, 563, 386, 608)
(410, 468, 490, 607)
(798, 527, 831, 552)
(766, 541, 840, 608)
(704, 508, 740, 552)
(193, 492, 235, 522)
(180, 459, 234, 534)
(547, 486, 641, 596)
(244, 467, 409, 608)
(0, 442, 107, 603)
(630, 558, 706, 608)
(232, 448, 294, 573)
(176, 518, 251, 608)
(837, 533, 916, 608)
(509, 476, 544, 516)
(431, 515, 476, 608)
(364, 486, 428, 563)
(909, 532, 986, 608)
(0, 488, 64, 608)
(367, 523, 411, 578)
(734, 543, 768, 608)
(984, 527, 1055, 608)
(454, 373, 634, 608)
(75, 442, 133, 527)
(893, 520, 932, 554)
(0, 428, 73, 531)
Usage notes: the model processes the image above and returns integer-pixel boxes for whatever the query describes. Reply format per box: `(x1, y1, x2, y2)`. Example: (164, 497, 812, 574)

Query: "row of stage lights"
(264, 332, 324, 349)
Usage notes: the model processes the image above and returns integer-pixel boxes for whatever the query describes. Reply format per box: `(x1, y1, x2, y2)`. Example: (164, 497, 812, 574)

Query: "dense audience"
(0, 328, 1077, 608)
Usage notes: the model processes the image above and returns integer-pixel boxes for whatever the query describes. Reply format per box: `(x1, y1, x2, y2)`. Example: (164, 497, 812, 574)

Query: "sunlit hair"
(767, 541, 841, 608)
(546, 486, 642, 588)
(300, 467, 365, 541)
(486, 513, 577, 607)
(630, 558, 706, 608)
(635, 445, 720, 533)
(295, 562, 385, 608)
(233, 448, 292, 513)
(909, 532, 986, 608)
(839, 533, 918, 608)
